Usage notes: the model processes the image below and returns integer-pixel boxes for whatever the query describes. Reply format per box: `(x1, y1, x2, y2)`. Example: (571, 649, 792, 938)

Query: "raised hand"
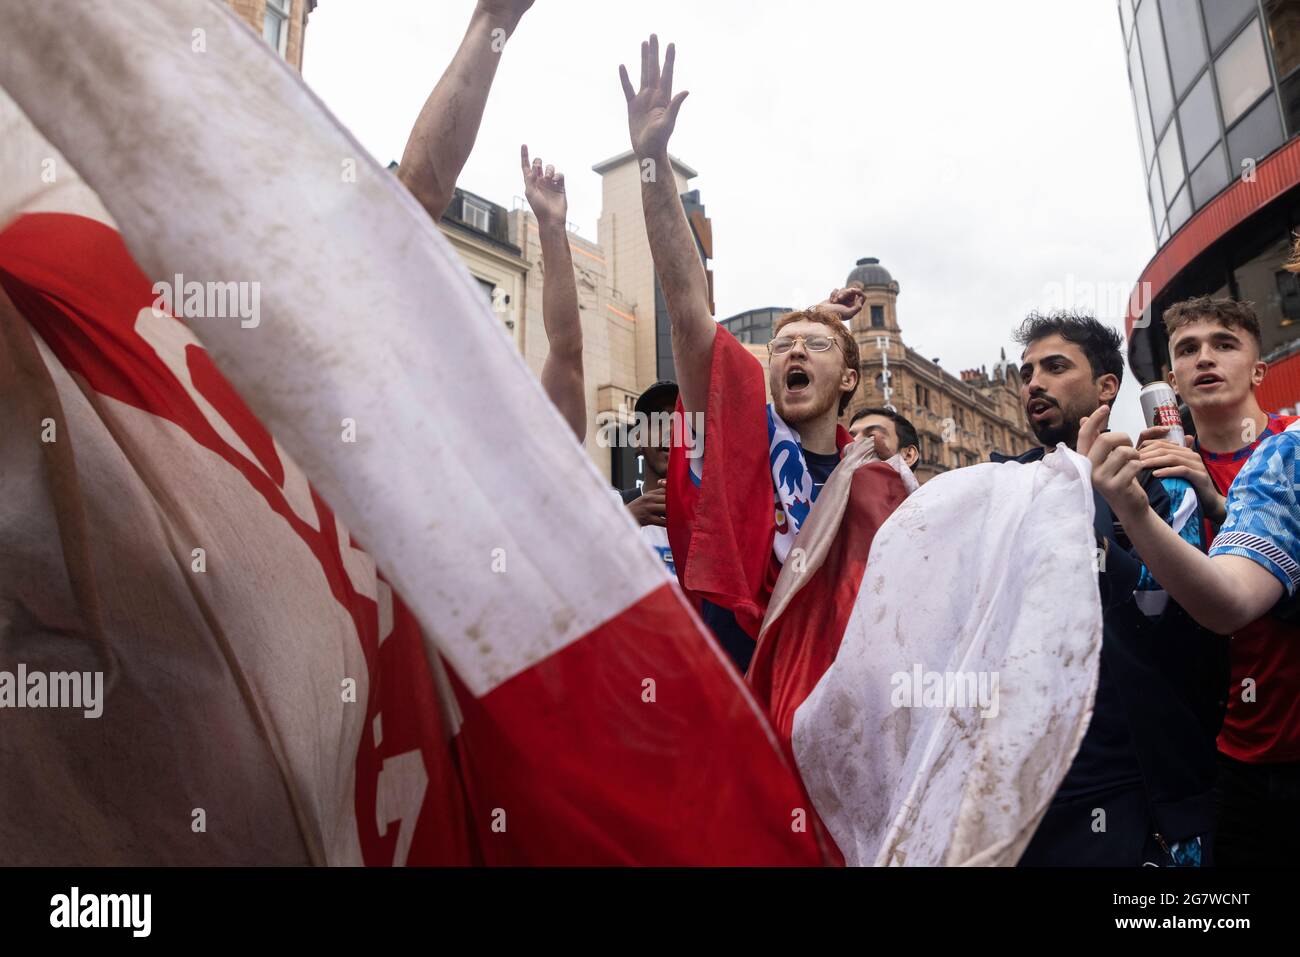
(521, 145, 567, 227)
(813, 287, 866, 322)
(1078, 405, 1149, 522)
(619, 34, 689, 160)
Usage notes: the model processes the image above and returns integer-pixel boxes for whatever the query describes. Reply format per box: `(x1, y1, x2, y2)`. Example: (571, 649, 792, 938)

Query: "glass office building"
(1122, 0, 1300, 412)
(719, 306, 792, 345)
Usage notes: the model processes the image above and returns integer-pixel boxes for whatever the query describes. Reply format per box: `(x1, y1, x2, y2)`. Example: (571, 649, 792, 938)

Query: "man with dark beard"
(994, 312, 1227, 867)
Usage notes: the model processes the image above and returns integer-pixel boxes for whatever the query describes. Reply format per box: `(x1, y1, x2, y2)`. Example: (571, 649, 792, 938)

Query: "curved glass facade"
(1121, 0, 1296, 246)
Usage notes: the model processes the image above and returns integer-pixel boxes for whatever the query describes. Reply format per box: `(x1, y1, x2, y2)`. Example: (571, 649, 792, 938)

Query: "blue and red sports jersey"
(1200, 414, 1300, 763)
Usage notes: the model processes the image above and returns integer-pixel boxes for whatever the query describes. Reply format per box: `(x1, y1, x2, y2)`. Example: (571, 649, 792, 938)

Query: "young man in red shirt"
(617, 36, 906, 675)
(1137, 296, 1299, 866)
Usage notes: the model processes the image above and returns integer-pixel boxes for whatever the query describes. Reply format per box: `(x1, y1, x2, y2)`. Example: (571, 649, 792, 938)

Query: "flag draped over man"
(670, 320, 1106, 866)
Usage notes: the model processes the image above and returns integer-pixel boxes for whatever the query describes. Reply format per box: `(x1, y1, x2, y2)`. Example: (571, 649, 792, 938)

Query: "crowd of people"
(411, 1, 1299, 867)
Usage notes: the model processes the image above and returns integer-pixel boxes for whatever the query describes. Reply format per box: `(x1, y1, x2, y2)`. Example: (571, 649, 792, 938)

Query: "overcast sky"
(303, 0, 1154, 433)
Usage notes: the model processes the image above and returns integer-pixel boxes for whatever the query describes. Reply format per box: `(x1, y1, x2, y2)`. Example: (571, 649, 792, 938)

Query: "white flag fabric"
(0, 0, 825, 865)
(671, 320, 1105, 865)
(790, 451, 1103, 865)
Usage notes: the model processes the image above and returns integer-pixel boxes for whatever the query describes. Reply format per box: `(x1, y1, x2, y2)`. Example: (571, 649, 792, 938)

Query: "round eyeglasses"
(768, 334, 841, 355)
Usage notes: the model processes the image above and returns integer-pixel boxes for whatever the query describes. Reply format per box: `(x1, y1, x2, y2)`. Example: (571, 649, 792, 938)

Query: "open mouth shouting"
(1027, 395, 1057, 422)
(1192, 371, 1224, 391)
(784, 366, 812, 395)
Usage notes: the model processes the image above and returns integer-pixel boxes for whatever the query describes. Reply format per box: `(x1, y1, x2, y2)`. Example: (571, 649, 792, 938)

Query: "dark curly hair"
(1014, 310, 1125, 394)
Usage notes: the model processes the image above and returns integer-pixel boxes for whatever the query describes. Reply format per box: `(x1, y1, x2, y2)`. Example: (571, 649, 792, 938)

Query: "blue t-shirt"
(1209, 427, 1300, 596)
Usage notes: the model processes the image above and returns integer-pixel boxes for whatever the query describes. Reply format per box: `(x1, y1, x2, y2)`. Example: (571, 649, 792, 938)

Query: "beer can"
(1139, 381, 1185, 445)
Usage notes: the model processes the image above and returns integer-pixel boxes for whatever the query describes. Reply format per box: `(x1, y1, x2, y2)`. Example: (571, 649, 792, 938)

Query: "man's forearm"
(639, 149, 715, 414)
(398, 8, 518, 218)
(537, 221, 586, 439)
(1118, 503, 1281, 633)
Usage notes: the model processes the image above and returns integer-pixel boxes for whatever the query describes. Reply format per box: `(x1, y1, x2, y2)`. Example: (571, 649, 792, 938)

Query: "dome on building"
(846, 257, 896, 290)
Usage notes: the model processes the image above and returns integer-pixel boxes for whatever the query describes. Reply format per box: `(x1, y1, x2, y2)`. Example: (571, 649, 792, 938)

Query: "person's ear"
(902, 446, 919, 468)
(1165, 369, 1179, 397)
(1096, 373, 1120, 405)
(1252, 359, 1267, 387)
(842, 366, 859, 392)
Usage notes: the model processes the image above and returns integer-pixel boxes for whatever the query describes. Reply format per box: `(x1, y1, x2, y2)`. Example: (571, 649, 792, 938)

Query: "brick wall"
(223, 0, 310, 72)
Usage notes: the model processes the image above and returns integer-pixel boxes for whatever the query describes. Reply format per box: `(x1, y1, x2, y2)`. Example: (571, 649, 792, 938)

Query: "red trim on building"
(1258, 347, 1300, 413)
(1127, 136, 1300, 338)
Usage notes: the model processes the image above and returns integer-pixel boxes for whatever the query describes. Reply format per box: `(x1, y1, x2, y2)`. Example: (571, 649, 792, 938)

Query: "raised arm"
(619, 36, 713, 416)
(397, 0, 535, 218)
(1079, 405, 1284, 634)
(521, 145, 585, 440)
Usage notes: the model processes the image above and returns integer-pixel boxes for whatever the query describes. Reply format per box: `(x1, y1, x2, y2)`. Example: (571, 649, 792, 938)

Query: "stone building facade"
(723, 258, 1036, 483)
(225, 0, 316, 71)
(844, 257, 1035, 482)
(434, 152, 710, 487)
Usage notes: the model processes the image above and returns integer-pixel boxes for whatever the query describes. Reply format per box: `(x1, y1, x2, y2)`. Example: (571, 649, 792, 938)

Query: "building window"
(1169, 184, 1193, 233)
(1215, 18, 1272, 127)
(1130, 38, 1157, 171)
(1226, 93, 1285, 172)
(1178, 70, 1220, 171)
(1161, 0, 1208, 99)
(1190, 142, 1230, 208)
(1157, 125, 1185, 202)
(1277, 267, 1300, 324)
(1137, 0, 1175, 135)
(870, 305, 885, 328)
(1203, 0, 1257, 54)
(1265, 0, 1300, 79)
(1149, 161, 1165, 223)
(264, 0, 292, 57)
(475, 277, 495, 306)
(1233, 234, 1296, 356)
(463, 197, 492, 232)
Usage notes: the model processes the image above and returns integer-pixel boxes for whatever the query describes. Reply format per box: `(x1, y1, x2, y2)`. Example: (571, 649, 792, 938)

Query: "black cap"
(634, 380, 679, 416)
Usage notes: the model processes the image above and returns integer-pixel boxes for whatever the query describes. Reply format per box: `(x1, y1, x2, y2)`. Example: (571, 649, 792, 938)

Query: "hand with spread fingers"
(1077, 405, 1149, 523)
(1136, 425, 1226, 523)
(521, 145, 567, 227)
(619, 34, 689, 160)
(616, 33, 714, 421)
(813, 287, 866, 322)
